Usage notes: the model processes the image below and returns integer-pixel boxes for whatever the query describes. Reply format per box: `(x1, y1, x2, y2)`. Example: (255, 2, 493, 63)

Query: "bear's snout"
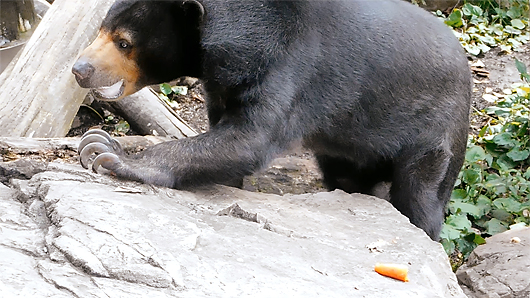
(72, 59, 95, 87)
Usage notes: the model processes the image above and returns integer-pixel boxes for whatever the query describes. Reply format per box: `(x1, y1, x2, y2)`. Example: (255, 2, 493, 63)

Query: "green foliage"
(114, 120, 130, 135)
(439, 0, 529, 55)
(158, 83, 190, 110)
(104, 116, 130, 135)
(442, 61, 530, 259)
(516, 58, 530, 81)
(159, 83, 188, 99)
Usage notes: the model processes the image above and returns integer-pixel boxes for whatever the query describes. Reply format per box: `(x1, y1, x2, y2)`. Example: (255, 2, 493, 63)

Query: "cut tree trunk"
(0, 0, 115, 137)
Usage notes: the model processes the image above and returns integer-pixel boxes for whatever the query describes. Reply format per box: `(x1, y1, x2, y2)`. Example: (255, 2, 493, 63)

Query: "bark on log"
(108, 87, 198, 138)
(0, 0, 115, 138)
(0, 135, 171, 154)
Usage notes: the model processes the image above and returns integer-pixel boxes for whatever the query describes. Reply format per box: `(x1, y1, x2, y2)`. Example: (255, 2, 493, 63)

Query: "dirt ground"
(469, 44, 530, 132)
(58, 43, 530, 195)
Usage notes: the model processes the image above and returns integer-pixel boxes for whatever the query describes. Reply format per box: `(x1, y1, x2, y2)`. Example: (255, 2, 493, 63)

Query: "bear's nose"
(72, 60, 95, 81)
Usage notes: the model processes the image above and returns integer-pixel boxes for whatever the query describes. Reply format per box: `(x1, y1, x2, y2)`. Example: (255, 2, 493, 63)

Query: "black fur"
(78, 0, 471, 240)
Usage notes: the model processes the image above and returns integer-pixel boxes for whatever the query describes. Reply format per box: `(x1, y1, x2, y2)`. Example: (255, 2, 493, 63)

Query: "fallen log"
(107, 87, 198, 138)
(0, 135, 171, 156)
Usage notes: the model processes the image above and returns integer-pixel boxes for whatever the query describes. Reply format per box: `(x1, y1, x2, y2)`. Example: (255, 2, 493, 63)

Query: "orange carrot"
(374, 263, 409, 282)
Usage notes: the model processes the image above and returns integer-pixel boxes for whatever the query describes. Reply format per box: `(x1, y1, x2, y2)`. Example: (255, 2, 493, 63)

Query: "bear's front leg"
(78, 112, 286, 189)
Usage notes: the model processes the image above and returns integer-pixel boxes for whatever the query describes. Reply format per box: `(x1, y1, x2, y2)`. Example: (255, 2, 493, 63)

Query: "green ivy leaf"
(446, 214, 472, 232)
(115, 120, 130, 134)
(463, 168, 481, 184)
(462, 3, 483, 17)
(463, 43, 482, 56)
(495, 155, 517, 171)
(445, 9, 463, 28)
(485, 106, 511, 117)
(515, 58, 529, 81)
(478, 34, 496, 45)
(511, 19, 526, 30)
(506, 7, 522, 19)
(500, 44, 513, 52)
(465, 145, 487, 162)
(491, 208, 512, 221)
(441, 223, 463, 241)
(477, 43, 491, 53)
(472, 233, 486, 245)
(515, 33, 530, 44)
(504, 26, 522, 35)
(492, 133, 517, 147)
(455, 236, 478, 258)
(489, 24, 504, 36)
(494, 198, 522, 213)
(476, 195, 492, 217)
(451, 189, 467, 200)
(440, 238, 456, 255)
(485, 218, 508, 235)
(506, 148, 530, 162)
(452, 199, 483, 218)
(160, 83, 172, 95)
(508, 38, 522, 48)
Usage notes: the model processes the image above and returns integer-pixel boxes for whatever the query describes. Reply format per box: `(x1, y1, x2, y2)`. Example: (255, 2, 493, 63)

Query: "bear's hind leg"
(389, 147, 461, 240)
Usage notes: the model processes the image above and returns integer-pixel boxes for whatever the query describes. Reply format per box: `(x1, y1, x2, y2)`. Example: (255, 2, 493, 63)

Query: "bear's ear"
(182, 0, 204, 22)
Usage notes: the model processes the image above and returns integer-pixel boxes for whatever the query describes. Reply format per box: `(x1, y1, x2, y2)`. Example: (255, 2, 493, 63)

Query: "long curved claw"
(78, 129, 125, 173)
(81, 129, 113, 142)
(78, 134, 112, 154)
(79, 142, 111, 169)
(79, 129, 124, 151)
(92, 152, 121, 173)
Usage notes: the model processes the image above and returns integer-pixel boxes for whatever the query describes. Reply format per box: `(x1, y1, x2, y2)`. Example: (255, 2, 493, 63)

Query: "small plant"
(104, 115, 130, 135)
(158, 83, 189, 109)
(439, 1, 529, 55)
(159, 83, 188, 100)
(441, 59, 530, 261)
(114, 120, 130, 135)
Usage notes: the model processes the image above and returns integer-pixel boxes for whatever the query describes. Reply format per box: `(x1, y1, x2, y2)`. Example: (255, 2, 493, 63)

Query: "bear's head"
(72, 0, 203, 101)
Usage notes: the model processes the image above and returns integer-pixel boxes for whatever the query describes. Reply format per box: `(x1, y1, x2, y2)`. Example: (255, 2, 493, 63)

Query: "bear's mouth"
(91, 80, 125, 101)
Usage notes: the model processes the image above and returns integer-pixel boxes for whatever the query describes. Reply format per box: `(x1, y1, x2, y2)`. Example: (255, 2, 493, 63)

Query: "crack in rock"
(50, 218, 175, 288)
(217, 203, 261, 223)
(37, 260, 110, 298)
(53, 235, 110, 277)
(217, 203, 303, 238)
(61, 216, 185, 288)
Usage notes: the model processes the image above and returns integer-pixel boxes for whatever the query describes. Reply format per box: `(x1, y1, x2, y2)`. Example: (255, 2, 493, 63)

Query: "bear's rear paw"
(78, 129, 124, 173)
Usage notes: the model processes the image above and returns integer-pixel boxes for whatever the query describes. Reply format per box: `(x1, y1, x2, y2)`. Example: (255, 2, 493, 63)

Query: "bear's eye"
(118, 40, 131, 49)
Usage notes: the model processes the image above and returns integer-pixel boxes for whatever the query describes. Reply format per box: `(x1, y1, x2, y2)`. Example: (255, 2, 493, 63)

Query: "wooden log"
(0, 135, 171, 154)
(108, 87, 198, 138)
(0, 0, 115, 138)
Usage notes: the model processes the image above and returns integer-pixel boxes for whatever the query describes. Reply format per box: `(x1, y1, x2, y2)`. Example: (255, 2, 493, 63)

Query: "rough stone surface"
(0, 160, 465, 297)
(457, 227, 530, 298)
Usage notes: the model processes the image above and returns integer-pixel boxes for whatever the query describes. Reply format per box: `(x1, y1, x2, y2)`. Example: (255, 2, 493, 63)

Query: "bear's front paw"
(78, 129, 124, 173)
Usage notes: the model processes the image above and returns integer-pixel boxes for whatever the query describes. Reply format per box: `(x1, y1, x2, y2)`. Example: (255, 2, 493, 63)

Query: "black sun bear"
(72, 0, 471, 240)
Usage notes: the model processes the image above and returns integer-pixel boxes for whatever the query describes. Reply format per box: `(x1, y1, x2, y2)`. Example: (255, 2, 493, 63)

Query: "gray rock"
(0, 161, 465, 297)
(457, 227, 530, 298)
